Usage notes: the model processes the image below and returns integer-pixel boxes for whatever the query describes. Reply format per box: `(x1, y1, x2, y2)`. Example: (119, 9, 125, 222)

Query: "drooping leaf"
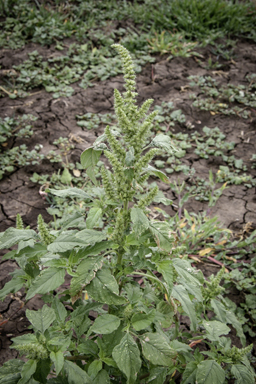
(64, 361, 92, 384)
(75, 229, 107, 243)
(172, 285, 198, 331)
(90, 314, 120, 335)
(26, 268, 65, 300)
(70, 255, 104, 296)
(202, 320, 230, 342)
(131, 208, 149, 236)
(93, 369, 111, 384)
(86, 269, 126, 305)
(50, 351, 64, 376)
(196, 360, 225, 384)
(173, 259, 202, 286)
(0, 228, 38, 250)
(88, 361, 102, 380)
(86, 207, 102, 229)
(149, 221, 173, 252)
(181, 361, 198, 384)
(17, 360, 37, 384)
(0, 359, 24, 384)
(112, 333, 141, 384)
(147, 367, 168, 384)
(52, 297, 67, 323)
(231, 364, 255, 384)
(48, 188, 92, 200)
(47, 233, 89, 253)
(131, 310, 155, 331)
(0, 277, 24, 301)
(143, 165, 169, 183)
(81, 147, 102, 169)
(140, 332, 176, 366)
(156, 260, 174, 292)
(26, 305, 56, 334)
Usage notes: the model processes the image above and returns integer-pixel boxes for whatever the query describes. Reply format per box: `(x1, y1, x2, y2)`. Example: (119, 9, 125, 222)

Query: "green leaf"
(147, 367, 168, 384)
(173, 259, 202, 286)
(64, 361, 92, 384)
(75, 229, 107, 243)
(70, 306, 91, 338)
(34, 359, 51, 384)
(0, 277, 24, 301)
(131, 310, 155, 331)
(93, 370, 110, 384)
(48, 188, 92, 200)
(181, 361, 198, 384)
(50, 351, 64, 376)
(17, 360, 37, 384)
(231, 364, 255, 384)
(131, 208, 149, 236)
(0, 359, 23, 384)
(90, 314, 120, 335)
(61, 168, 72, 184)
(203, 320, 230, 341)
(172, 285, 198, 331)
(149, 221, 172, 252)
(151, 134, 175, 153)
(86, 207, 102, 229)
(81, 147, 102, 169)
(26, 305, 56, 333)
(143, 165, 169, 183)
(140, 332, 176, 366)
(112, 333, 141, 384)
(156, 260, 174, 292)
(0, 228, 38, 249)
(88, 361, 102, 380)
(77, 339, 99, 356)
(26, 268, 65, 300)
(70, 255, 104, 296)
(52, 297, 67, 323)
(196, 360, 225, 384)
(86, 269, 126, 305)
(99, 325, 125, 358)
(47, 233, 89, 253)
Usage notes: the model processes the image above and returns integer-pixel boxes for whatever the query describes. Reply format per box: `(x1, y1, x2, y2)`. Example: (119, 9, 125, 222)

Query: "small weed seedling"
(0, 45, 255, 384)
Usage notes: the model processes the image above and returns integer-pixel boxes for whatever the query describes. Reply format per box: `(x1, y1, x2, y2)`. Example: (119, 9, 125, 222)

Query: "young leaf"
(172, 285, 198, 331)
(50, 350, 64, 376)
(151, 134, 175, 153)
(90, 314, 120, 335)
(60, 168, 72, 184)
(196, 360, 225, 384)
(131, 207, 149, 236)
(0, 228, 38, 249)
(26, 304, 56, 334)
(26, 268, 65, 300)
(140, 332, 176, 366)
(86, 269, 126, 305)
(131, 310, 155, 331)
(17, 359, 37, 384)
(112, 333, 141, 384)
(64, 361, 92, 384)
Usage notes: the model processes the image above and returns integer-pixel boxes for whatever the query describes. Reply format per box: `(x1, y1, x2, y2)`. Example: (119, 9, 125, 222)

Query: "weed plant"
(0, 45, 255, 384)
